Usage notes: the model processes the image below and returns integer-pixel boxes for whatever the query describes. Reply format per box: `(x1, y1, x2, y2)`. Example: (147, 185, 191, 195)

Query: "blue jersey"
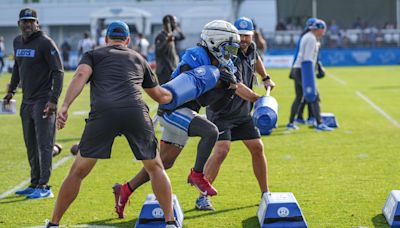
(172, 46, 211, 78)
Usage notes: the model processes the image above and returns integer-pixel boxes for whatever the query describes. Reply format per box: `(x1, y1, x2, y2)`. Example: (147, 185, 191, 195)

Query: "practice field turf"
(0, 65, 399, 227)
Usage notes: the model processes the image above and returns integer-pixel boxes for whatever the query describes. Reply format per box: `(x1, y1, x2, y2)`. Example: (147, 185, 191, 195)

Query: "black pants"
(289, 68, 322, 124)
(20, 101, 56, 186)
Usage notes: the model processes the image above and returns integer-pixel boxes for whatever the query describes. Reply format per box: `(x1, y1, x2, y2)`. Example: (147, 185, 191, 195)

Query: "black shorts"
(79, 107, 158, 160)
(212, 117, 261, 141)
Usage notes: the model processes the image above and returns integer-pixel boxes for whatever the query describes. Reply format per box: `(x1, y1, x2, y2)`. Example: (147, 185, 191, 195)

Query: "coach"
(3, 8, 64, 199)
(46, 21, 177, 227)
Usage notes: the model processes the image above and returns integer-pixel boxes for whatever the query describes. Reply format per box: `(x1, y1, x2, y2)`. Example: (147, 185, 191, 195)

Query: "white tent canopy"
(90, 6, 152, 39)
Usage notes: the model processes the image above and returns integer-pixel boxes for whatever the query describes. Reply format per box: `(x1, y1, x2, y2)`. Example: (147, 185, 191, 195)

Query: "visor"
(220, 42, 239, 58)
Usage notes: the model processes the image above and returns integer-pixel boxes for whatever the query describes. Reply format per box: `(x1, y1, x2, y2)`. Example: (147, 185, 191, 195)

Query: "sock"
(166, 220, 177, 225)
(126, 182, 134, 193)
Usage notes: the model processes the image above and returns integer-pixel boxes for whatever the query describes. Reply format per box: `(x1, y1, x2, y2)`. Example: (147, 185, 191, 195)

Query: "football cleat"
(113, 183, 132, 218)
(286, 123, 299, 130)
(15, 186, 36, 195)
(26, 186, 54, 199)
(187, 169, 217, 196)
(315, 123, 333, 131)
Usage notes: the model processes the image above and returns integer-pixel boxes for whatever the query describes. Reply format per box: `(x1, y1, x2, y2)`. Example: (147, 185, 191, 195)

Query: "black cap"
(19, 8, 38, 20)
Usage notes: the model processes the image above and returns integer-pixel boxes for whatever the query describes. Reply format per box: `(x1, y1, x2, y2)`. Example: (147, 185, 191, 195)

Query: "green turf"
(0, 65, 399, 227)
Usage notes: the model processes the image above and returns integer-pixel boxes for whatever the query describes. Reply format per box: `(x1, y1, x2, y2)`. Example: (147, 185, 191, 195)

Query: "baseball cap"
(310, 19, 326, 30)
(106, 21, 130, 38)
(19, 8, 38, 20)
(234, 17, 254, 35)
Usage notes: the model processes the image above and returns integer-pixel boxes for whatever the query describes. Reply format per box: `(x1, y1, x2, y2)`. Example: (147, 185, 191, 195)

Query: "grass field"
(0, 65, 399, 228)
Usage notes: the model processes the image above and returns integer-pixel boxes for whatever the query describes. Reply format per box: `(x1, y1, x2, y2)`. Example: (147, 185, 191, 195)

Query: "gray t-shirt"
(80, 45, 158, 112)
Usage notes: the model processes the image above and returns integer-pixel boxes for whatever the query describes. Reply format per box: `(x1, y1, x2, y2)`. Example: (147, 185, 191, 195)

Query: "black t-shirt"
(80, 45, 158, 112)
(10, 31, 63, 104)
(155, 31, 179, 85)
(207, 42, 259, 122)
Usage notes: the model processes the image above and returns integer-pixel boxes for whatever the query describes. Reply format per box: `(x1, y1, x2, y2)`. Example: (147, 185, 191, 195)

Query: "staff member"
(46, 21, 178, 228)
(3, 8, 64, 199)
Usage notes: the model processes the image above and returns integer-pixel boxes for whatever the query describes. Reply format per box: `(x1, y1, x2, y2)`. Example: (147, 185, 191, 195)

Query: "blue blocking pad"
(160, 65, 220, 111)
(383, 190, 400, 227)
(257, 192, 308, 228)
(135, 194, 184, 228)
(253, 96, 278, 135)
(301, 60, 317, 103)
(321, 112, 339, 128)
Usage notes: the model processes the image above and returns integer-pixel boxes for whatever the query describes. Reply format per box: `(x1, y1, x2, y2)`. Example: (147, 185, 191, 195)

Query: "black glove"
(219, 68, 237, 88)
(3, 92, 13, 104)
(317, 61, 326, 79)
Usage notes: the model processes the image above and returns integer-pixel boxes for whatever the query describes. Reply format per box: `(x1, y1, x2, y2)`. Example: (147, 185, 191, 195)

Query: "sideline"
(0, 155, 74, 200)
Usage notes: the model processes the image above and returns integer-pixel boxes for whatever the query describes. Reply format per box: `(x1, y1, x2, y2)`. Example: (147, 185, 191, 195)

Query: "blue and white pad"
(160, 65, 220, 111)
(301, 60, 317, 103)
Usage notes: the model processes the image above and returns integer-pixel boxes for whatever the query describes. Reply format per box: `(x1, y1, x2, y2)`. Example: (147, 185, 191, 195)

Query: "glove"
(317, 61, 326, 79)
(219, 68, 237, 88)
(43, 101, 57, 118)
(3, 92, 13, 104)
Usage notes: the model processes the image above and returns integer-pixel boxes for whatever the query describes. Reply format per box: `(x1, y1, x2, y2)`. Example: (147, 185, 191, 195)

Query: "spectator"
(0, 36, 5, 73)
(60, 40, 71, 70)
(137, 33, 150, 60)
(77, 32, 95, 61)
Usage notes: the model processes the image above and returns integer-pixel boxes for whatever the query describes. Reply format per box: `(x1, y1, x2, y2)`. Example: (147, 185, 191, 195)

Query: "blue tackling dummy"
(160, 46, 236, 110)
(301, 60, 317, 103)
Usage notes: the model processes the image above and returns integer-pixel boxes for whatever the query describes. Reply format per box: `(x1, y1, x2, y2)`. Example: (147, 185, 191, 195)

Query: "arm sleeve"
(44, 39, 64, 104)
(142, 58, 159, 88)
(78, 51, 94, 83)
(8, 60, 20, 94)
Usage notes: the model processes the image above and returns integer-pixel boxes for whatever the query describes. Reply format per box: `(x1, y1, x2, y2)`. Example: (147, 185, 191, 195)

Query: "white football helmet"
(200, 20, 240, 67)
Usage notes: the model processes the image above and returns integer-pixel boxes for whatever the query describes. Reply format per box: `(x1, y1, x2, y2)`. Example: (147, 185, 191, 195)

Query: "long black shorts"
(79, 107, 158, 160)
(212, 117, 261, 141)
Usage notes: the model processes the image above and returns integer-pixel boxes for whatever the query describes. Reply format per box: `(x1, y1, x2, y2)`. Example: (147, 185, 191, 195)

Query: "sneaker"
(306, 117, 316, 125)
(113, 183, 132, 218)
(187, 169, 217, 196)
(45, 219, 59, 227)
(26, 186, 54, 199)
(295, 118, 306, 124)
(195, 195, 215, 211)
(315, 123, 333, 131)
(286, 123, 299, 130)
(15, 186, 36, 195)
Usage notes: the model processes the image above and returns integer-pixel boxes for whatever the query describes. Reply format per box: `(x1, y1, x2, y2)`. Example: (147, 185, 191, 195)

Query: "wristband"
(262, 75, 271, 81)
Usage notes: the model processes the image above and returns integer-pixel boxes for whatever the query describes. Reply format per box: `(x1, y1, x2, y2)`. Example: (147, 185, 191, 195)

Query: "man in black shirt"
(155, 15, 181, 85)
(201, 17, 276, 210)
(3, 8, 64, 199)
(46, 21, 178, 228)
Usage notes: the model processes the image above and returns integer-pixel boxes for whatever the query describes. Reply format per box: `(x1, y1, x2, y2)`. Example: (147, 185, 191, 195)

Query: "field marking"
(356, 91, 400, 128)
(327, 73, 347, 86)
(0, 155, 73, 200)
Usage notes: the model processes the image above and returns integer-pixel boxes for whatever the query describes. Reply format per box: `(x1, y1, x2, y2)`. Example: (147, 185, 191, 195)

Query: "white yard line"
(327, 73, 347, 86)
(356, 91, 400, 128)
(0, 155, 73, 200)
(328, 72, 399, 128)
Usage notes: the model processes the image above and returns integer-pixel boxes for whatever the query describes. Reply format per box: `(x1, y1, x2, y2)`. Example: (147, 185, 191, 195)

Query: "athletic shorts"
(79, 107, 158, 160)
(212, 117, 261, 141)
(159, 107, 198, 147)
